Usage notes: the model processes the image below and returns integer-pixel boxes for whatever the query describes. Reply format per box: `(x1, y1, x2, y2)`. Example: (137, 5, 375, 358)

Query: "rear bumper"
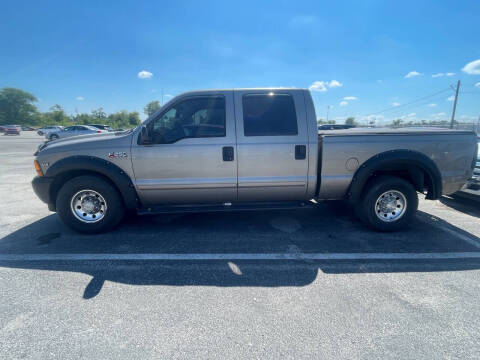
(32, 176, 55, 210)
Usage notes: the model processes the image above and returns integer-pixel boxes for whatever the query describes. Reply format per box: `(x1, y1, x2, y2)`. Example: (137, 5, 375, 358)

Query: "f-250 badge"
(108, 152, 128, 158)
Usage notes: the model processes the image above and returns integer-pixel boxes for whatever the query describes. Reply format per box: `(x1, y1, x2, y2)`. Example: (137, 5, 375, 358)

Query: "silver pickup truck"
(32, 88, 478, 233)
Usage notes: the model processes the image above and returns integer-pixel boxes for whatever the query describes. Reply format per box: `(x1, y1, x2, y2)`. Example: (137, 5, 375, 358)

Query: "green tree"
(128, 111, 141, 126)
(345, 117, 356, 126)
(72, 113, 95, 125)
(91, 107, 107, 123)
(144, 101, 161, 117)
(107, 110, 141, 129)
(41, 104, 70, 125)
(0, 87, 38, 125)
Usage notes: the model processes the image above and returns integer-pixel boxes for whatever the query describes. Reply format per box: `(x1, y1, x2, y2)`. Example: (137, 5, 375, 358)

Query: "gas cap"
(346, 157, 359, 171)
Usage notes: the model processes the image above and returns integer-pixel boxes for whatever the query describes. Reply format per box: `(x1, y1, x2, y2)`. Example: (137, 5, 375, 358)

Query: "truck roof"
(180, 88, 307, 94)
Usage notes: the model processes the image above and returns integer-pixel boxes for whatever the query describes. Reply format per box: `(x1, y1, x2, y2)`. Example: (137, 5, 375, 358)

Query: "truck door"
(233, 90, 309, 201)
(131, 91, 237, 205)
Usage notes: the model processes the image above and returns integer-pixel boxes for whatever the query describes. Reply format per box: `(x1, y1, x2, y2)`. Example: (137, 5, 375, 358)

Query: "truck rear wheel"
(355, 175, 418, 232)
(56, 175, 124, 233)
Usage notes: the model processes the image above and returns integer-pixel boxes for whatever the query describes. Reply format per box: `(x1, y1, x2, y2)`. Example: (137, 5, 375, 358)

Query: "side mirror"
(140, 125, 150, 144)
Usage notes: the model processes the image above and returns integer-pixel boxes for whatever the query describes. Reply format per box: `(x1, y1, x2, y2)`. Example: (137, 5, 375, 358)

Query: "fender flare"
(45, 155, 138, 209)
(347, 149, 442, 201)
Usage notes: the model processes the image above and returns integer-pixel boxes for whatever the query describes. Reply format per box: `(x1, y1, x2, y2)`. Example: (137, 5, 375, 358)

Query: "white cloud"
(343, 96, 357, 101)
(309, 80, 343, 92)
(392, 102, 400, 107)
(76, 96, 84, 101)
(407, 113, 416, 117)
(339, 101, 348, 106)
(462, 59, 480, 75)
(475, 82, 480, 88)
(432, 73, 444, 78)
(138, 70, 153, 79)
(447, 95, 455, 101)
(309, 81, 328, 92)
(328, 80, 342, 88)
(404, 71, 422, 78)
(431, 112, 446, 119)
(427, 103, 437, 107)
(446, 72, 455, 76)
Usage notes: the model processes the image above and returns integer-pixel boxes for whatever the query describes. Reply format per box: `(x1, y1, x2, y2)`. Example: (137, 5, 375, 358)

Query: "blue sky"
(1, 0, 480, 123)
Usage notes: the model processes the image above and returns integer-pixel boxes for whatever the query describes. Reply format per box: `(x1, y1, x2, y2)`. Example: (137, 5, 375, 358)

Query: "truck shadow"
(439, 195, 480, 218)
(0, 202, 479, 299)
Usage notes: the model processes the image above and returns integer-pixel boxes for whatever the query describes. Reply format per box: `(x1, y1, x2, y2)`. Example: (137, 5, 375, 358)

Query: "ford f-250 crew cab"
(31, 88, 478, 233)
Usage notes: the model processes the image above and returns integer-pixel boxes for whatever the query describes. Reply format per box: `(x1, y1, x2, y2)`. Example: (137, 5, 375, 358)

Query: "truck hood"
(36, 130, 135, 155)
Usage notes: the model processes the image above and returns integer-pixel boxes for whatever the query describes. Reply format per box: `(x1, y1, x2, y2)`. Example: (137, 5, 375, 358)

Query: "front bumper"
(32, 176, 55, 209)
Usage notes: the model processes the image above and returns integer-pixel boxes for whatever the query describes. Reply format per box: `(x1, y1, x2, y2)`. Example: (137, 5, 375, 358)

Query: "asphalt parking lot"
(1, 132, 479, 359)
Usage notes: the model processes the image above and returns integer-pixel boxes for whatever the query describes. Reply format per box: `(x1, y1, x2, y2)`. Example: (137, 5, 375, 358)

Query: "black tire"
(50, 134, 59, 140)
(355, 175, 418, 232)
(56, 175, 125, 233)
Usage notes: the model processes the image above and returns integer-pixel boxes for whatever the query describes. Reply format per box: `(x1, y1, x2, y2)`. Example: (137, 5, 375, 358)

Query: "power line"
(363, 87, 453, 117)
(370, 92, 452, 118)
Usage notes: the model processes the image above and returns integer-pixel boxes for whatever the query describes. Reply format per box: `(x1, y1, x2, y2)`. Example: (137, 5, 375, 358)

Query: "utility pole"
(450, 80, 460, 129)
(326, 105, 330, 123)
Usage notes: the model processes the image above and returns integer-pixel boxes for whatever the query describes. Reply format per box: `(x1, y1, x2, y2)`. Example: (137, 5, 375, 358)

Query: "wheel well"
(50, 170, 123, 209)
(358, 163, 436, 199)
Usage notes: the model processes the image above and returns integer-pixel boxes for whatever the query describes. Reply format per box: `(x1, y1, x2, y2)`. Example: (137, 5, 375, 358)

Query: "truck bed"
(318, 127, 475, 137)
(316, 128, 477, 200)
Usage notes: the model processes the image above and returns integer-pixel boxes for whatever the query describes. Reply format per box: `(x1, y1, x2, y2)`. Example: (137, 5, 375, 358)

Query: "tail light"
(97, 130, 101, 133)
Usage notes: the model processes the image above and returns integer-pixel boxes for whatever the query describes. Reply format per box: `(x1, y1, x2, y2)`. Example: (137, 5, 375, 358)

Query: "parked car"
(46, 125, 107, 140)
(37, 126, 63, 136)
(32, 88, 478, 233)
(318, 124, 355, 130)
(89, 124, 114, 132)
(456, 140, 480, 200)
(0, 125, 5, 133)
(21, 126, 36, 131)
(3, 125, 21, 135)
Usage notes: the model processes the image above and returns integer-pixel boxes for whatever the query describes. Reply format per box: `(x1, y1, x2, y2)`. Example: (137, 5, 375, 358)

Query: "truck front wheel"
(356, 175, 418, 232)
(56, 175, 125, 233)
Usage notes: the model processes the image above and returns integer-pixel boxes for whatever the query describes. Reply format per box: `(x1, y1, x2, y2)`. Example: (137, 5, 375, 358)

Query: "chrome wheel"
(375, 190, 407, 222)
(70, 190, 107, 223)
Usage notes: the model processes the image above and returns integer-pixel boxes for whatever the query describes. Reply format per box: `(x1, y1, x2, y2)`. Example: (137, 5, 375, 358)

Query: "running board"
(137, 201, 316, 215)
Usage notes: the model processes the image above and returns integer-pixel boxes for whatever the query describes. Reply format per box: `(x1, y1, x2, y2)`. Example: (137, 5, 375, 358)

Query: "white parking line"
(0, 252, 479, 261)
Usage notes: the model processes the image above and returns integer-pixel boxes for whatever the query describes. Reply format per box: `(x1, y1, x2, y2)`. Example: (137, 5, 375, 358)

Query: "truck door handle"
(295, 145, 306, 160)
(222, 146, 234, 161)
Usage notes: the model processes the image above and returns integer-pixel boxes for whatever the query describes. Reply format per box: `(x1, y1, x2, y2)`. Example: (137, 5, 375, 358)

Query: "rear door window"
(242, 94, 298, 136)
